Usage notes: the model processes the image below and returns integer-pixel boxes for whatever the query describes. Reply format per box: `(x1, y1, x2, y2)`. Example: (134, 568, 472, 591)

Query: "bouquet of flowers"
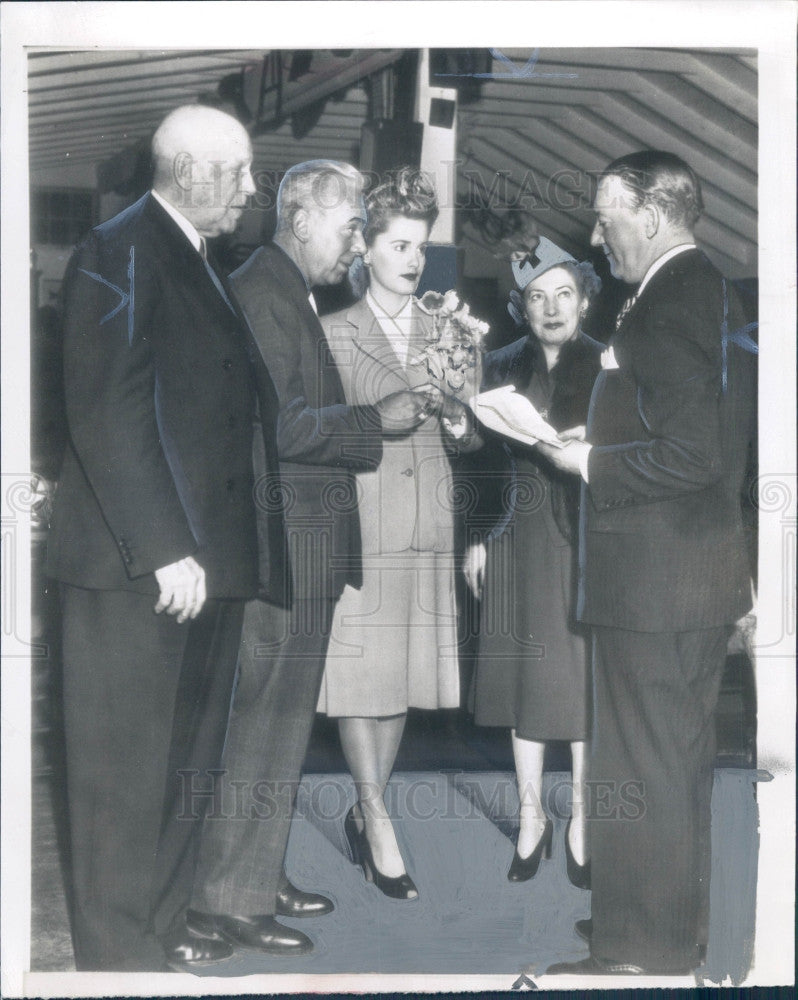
(411, 289, 488, 395)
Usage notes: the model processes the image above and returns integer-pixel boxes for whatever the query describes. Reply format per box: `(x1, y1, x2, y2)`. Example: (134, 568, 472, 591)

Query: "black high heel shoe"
(564, 817, 591, 890)
(507, 817, 553, 882)
(344, 805, 419, 900)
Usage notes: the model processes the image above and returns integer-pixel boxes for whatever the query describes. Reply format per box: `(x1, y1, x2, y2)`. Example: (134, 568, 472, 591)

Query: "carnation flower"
(412, 289, 488, 395)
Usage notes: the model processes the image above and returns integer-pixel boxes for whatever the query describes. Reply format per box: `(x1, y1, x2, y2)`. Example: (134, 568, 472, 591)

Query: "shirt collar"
(637, 243, 696, 296)
(150, 189, 203, 254)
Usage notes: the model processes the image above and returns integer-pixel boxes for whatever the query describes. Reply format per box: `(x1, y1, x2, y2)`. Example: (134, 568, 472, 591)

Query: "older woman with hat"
(465, 237, 603, 886)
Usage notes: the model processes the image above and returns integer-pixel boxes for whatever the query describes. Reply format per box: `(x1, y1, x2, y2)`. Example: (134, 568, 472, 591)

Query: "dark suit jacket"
(230, 244, 384, 601)
(47, 193, 263, 599)
(579, 248, 756, 631)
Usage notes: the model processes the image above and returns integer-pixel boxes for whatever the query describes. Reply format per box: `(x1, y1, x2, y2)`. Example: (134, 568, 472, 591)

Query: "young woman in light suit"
(318, 168, 462, 899)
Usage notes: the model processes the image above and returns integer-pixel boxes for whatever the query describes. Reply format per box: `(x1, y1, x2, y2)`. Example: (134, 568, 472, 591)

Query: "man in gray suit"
(188, 161, 431, 956)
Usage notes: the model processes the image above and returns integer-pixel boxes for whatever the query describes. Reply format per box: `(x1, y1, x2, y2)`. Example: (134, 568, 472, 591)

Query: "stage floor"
(32, 769, 758, 985)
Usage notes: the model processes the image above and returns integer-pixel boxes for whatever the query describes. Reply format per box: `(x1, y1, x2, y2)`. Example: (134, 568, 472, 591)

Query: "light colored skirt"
(317, 549, 460, 717)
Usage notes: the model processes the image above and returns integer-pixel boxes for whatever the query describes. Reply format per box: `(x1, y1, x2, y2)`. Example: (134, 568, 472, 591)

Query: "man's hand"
(463, 542, 486, 598)
(440, 394, 470, 440)
(375, 385, 442, 433)
(536, 437, 591, 476)
(30, 474, 57, 529)
(154, 556, 206, 623)
(559, 425, 586, 443)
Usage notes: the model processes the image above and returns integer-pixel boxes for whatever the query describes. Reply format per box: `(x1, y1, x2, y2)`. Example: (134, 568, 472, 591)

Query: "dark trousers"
(60, 586, 244, 971)
(589, 624, 729, 973)
(192, 596, 332, 916)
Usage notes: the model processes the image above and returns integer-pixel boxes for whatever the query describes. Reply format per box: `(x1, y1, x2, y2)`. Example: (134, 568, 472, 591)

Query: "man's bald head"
(151, 104, 255, 238)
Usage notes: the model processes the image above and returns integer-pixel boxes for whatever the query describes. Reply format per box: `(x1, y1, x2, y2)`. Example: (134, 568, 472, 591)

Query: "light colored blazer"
(321, 296, 455, 555)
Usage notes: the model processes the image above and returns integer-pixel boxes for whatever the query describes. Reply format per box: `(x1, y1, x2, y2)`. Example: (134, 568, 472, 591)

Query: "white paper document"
(469, 385, 567, 448)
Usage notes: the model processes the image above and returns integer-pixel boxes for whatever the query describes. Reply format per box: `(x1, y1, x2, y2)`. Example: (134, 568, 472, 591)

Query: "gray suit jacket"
(231, 244, 384, 600)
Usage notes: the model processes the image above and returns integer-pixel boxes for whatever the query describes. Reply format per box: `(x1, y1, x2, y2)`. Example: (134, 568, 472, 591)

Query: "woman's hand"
(440, 394, 471, 440)
(442, 415, 467, 439)
(463, 542, 487, 598)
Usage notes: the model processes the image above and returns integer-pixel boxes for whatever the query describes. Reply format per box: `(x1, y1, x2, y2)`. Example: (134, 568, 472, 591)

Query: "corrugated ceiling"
(28, 46, 757, 277)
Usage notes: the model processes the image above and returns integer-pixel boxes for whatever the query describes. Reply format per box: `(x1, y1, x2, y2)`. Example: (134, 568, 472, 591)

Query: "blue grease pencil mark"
(720, 277, 758, 392)
(435, 49, 579, 81)
(78, 245, 135, 344)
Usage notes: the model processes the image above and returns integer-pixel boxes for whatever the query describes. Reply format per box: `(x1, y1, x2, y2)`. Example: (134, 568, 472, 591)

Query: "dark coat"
(579, 248, 756, 631)
(47, 193, 262, 599)
(230, 244, 384, 602)
(464, 331, 602, 544)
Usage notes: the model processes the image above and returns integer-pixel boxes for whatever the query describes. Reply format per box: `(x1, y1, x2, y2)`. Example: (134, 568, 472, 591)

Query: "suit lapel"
(145, 195, 245, 333)
(203, 245, 247, 322)
(349, 298, 411, 397)
(615, 249, 701, 341)
(249, 244, 340, 393)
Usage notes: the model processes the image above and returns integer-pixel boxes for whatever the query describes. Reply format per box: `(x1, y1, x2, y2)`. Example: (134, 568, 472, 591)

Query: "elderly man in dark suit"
(188, 160, 432, 955)
(46, 105, 284, 971)
(540, 151, 755, 976)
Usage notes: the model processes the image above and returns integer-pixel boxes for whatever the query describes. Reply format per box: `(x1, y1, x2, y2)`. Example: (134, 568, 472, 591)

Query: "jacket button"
(402, 468, 414, 477)
(222, 357, 233, 370)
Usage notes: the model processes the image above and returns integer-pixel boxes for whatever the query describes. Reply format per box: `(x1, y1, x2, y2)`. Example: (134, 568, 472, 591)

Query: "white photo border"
(2, 2, 795, 995)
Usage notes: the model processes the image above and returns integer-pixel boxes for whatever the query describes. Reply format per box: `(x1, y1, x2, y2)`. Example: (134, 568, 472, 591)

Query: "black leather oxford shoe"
(547, 954, 697, 977)
(186, 909, 313, 955)
(163, 929, 234, 969)
(276, 876, 334, 917)
(546, 955, 647, 976)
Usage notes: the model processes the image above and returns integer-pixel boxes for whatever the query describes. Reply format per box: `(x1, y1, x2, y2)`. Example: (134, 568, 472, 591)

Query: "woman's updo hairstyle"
(365, 166, 439, 245)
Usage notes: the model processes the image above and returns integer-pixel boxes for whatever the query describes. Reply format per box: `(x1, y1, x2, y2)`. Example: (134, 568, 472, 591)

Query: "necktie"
(199, 238, 236, 314)
(615, 294, 637, 331)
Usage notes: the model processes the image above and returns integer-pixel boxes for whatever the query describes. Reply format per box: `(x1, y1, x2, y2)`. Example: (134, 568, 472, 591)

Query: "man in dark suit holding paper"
(47, 105, 286, 970)
(188, 160, 433, 955)
(540, 151, 755, 976)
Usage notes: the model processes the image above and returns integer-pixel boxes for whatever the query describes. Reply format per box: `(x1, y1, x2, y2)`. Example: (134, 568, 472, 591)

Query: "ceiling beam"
(27, 49, 266, 78)
(254, 49, 402, 125)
